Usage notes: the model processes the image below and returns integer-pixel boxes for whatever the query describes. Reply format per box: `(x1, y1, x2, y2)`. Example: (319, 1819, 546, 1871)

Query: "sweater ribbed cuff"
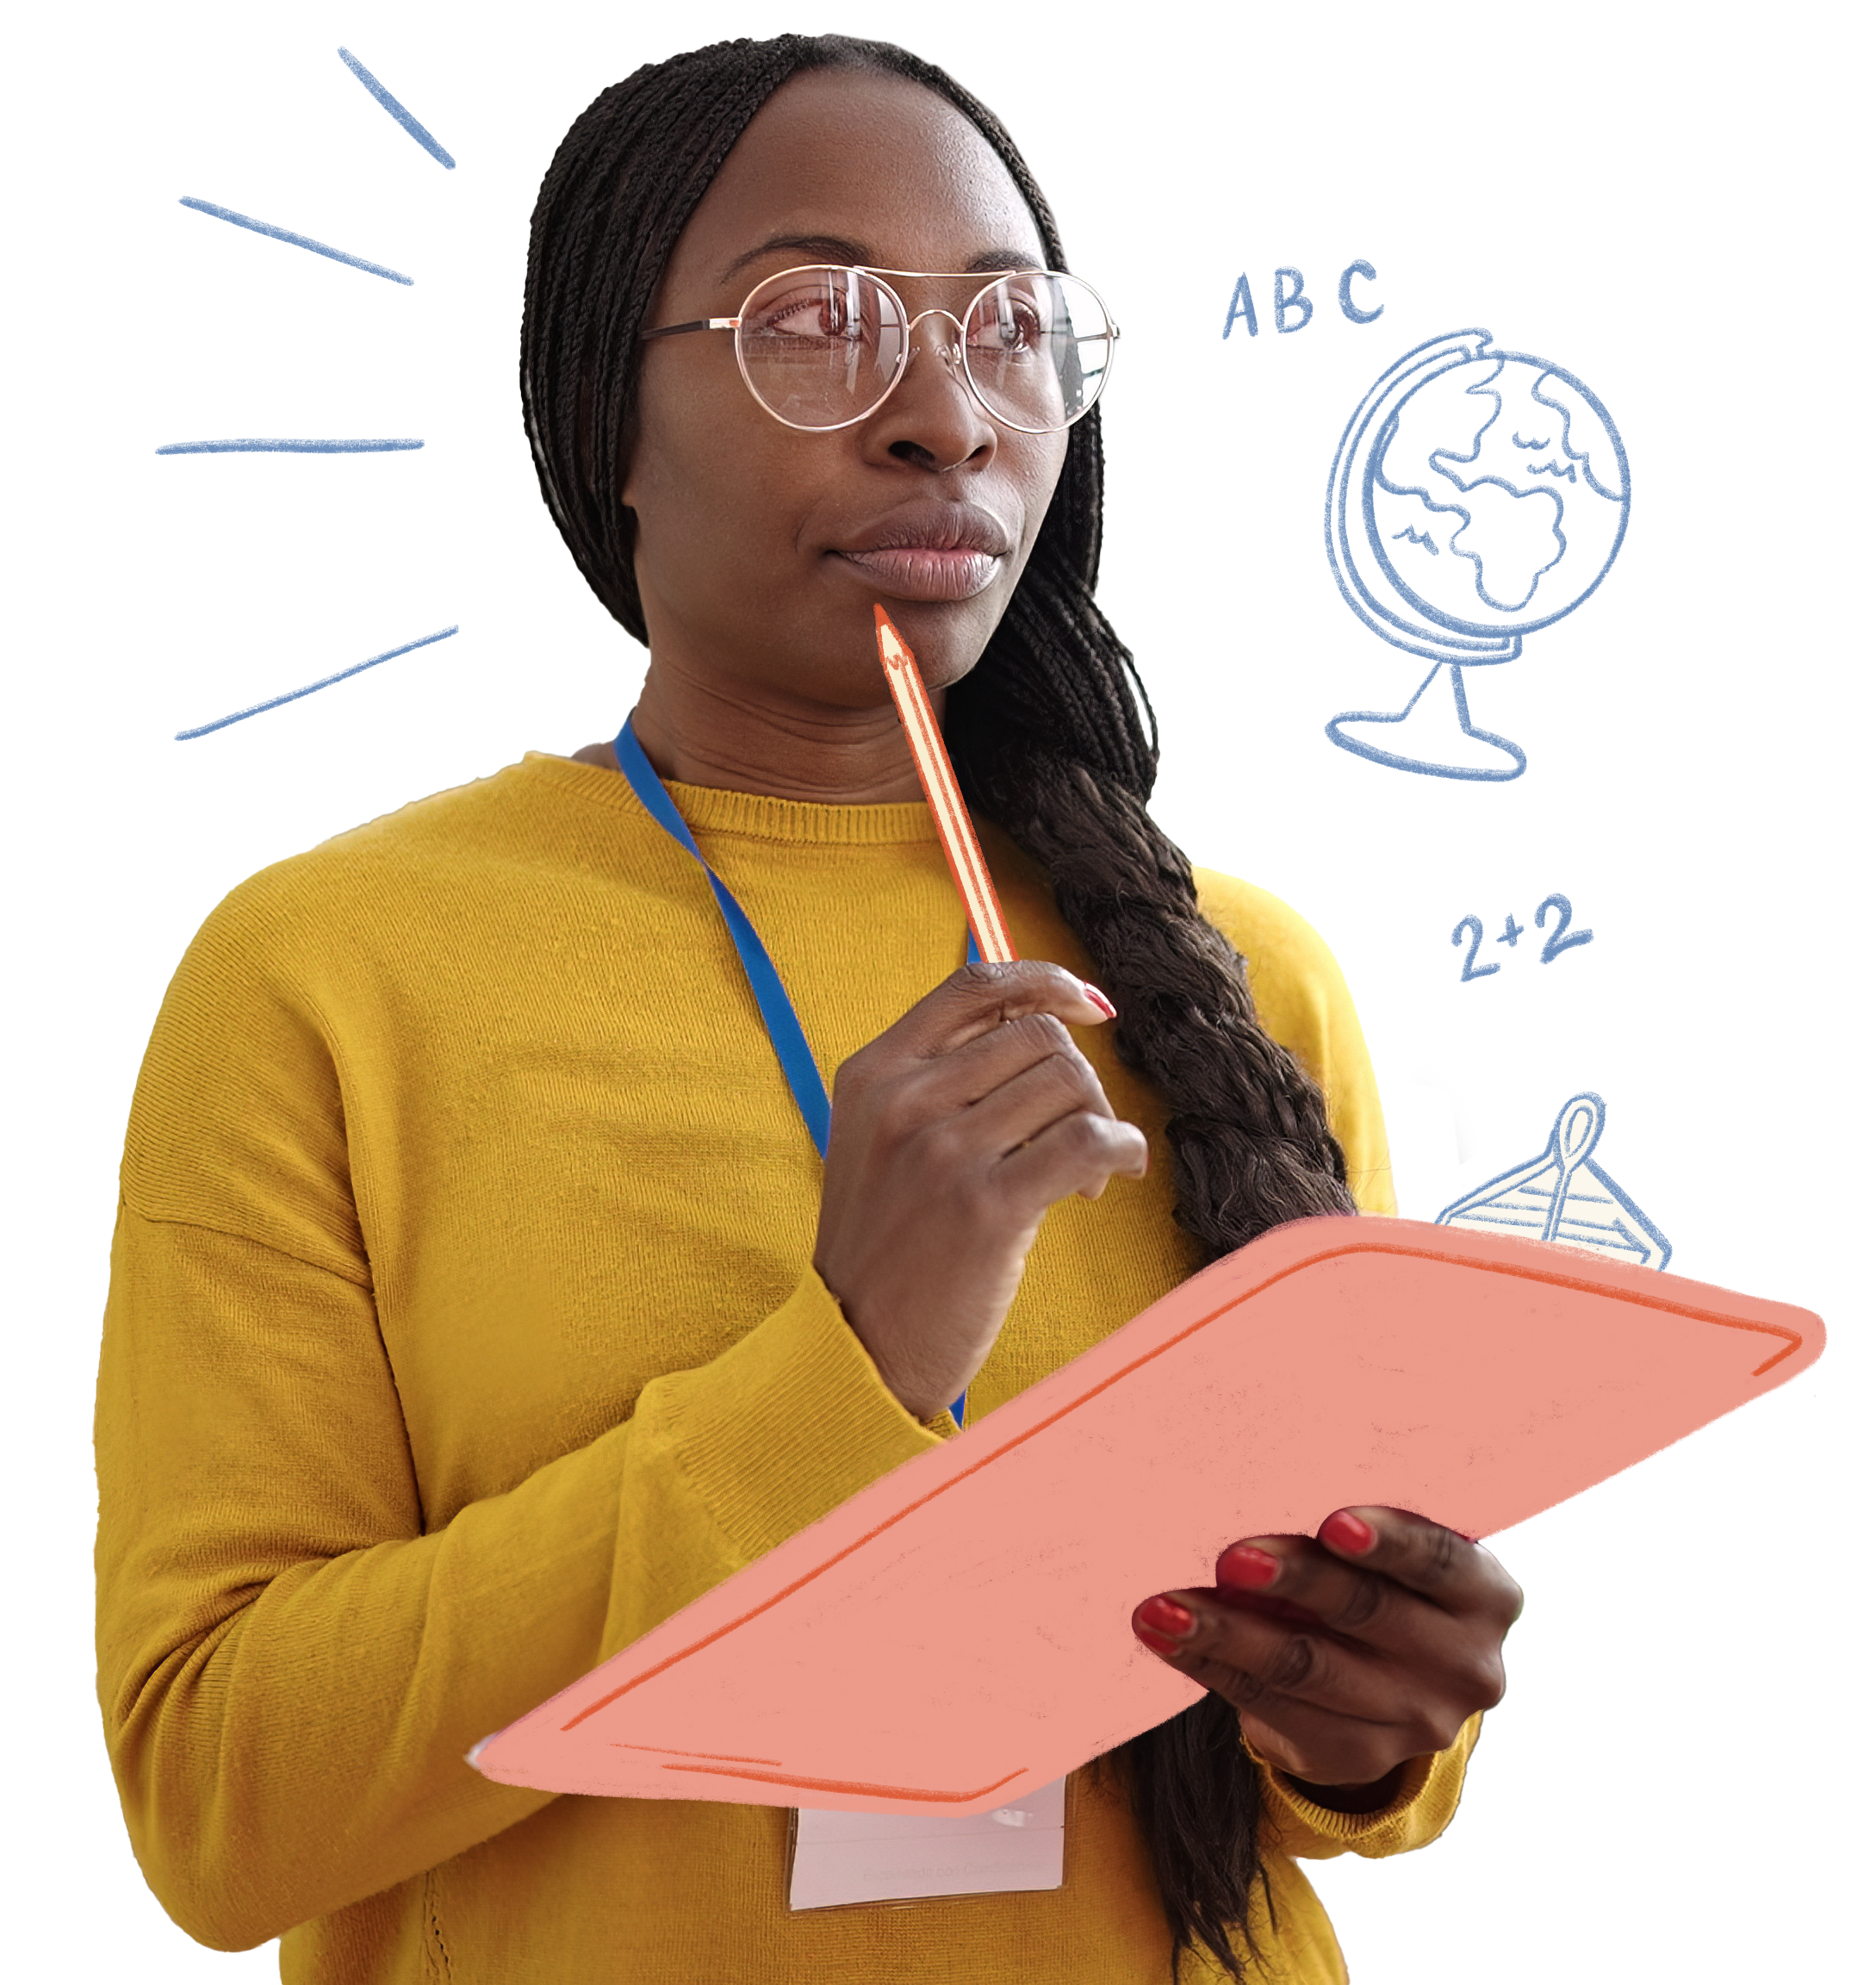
(1259, 1747, 1438, 1838)
(1248, 1713, 1482, 1859)
(659, 1264, 947, 1566)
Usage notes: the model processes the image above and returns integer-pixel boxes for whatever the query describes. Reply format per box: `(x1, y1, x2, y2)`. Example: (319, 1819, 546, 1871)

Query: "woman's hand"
(814, 959, 1148, 1421)
(1133, 1508, 1522, 1807)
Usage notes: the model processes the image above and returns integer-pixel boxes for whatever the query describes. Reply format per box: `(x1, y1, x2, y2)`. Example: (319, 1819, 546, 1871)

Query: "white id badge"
(788, 1777, 1066, 1910)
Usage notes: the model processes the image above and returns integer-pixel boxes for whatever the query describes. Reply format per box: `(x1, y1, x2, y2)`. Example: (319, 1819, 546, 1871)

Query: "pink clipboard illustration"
(470, 1217, 1822, 1814)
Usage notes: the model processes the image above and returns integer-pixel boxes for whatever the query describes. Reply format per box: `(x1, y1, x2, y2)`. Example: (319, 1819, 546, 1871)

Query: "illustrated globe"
(1322, 333, 1633, 781)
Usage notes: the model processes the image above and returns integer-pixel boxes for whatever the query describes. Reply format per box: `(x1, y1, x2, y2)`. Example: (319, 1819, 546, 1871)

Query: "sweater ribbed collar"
(521, 750, 943, 847)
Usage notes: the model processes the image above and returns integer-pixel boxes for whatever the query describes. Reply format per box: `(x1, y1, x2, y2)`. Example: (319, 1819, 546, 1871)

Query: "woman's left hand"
(1132, 1508, 1522, 1805)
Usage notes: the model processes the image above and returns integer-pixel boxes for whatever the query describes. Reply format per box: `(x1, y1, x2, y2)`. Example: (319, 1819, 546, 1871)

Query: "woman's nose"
(867, 314, 997, 470)
(919, 333, 964, 378)
(907, 333, 974, 403)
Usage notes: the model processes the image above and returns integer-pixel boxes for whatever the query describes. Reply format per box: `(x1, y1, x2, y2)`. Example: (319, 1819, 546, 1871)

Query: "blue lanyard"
(612, 717, 972, 1428)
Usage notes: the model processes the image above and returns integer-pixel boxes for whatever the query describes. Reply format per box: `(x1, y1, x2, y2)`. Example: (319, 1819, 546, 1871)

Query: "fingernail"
(1082, 982, 1117, 1019)
(1134, 1595, 1195, 1642)
(1322, 1510, 1376, 1555)
(1216, 1545, 1281, 1590)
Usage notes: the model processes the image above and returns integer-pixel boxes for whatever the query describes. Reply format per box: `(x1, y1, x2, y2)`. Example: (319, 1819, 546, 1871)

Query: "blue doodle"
(338, 47, 457, 169)
(1274, 267, 1314, 334)
(157, 439, 424, 455)
(1339, 261, 1383, 324)
(1453, 893, 1593, 980)
(1451, 915, 1500, 981)
(1511, 432, 1550, 450)
(1495, 912, 1525, 948)
(176, 627, 457, 739)
(1392, 525, 1439, 556)
(1535, 892, 1594, 962)
(179, 196, 413, 285)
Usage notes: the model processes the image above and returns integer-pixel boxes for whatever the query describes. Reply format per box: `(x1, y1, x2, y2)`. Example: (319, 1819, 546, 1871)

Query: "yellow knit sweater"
(96, 751, 1476, 1983)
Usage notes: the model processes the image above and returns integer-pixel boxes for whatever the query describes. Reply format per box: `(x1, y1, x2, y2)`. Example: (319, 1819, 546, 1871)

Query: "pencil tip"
(873, 601, 912, 670)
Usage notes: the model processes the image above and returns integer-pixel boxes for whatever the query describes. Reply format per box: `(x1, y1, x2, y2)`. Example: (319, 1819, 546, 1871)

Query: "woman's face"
(624, 67, 1070, 712)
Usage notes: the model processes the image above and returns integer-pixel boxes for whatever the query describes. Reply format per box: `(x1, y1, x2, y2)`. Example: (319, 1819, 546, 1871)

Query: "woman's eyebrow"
(962, 248, 1043, 273)
(719, 233, 1044, 281)
(721, 233, 870, 281)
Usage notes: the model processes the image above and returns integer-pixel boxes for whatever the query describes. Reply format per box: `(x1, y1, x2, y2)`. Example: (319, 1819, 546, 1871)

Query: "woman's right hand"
(813, 960, 1149, 1421)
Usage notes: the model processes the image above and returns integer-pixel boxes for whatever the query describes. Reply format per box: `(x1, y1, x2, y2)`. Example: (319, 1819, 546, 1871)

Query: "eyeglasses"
(643, 264, 1119, 436)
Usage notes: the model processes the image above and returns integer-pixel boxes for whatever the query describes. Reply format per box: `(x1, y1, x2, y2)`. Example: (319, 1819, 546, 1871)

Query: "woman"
(96, 34, 1519, 1984)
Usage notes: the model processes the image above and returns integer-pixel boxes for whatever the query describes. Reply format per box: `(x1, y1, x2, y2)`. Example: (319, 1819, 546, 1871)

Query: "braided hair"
(522, 34, 1357, 1982)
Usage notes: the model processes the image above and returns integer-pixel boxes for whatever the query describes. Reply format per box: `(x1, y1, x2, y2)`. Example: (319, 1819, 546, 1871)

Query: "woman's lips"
(832, 546, 1001, 602)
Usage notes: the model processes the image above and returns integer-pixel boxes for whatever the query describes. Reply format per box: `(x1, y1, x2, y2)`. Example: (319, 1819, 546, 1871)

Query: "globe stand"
(1326, 663, 1525, 783)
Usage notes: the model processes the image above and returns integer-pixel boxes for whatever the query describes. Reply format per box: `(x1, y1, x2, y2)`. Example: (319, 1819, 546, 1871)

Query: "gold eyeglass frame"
(643, 264, 1121, 436)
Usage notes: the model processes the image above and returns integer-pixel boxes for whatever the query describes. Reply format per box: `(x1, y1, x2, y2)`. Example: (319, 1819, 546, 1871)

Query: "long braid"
(951, 557, 1355, 1247)
(523, 35, 1356, 1982)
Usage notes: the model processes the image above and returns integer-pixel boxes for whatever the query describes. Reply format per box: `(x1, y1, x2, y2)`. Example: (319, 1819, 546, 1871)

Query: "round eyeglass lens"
(734, 267, 909, 431)
(962, 271, 1115, 434)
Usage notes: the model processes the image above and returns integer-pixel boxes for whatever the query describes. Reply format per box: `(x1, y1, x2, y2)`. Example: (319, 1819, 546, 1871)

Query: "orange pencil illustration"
(873, 604, 1016, 964)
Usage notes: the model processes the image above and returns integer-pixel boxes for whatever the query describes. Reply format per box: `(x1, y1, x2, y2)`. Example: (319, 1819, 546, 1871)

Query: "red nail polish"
(1216, 1545, 1281, 1590)
(1322, 1510, 1376, 1555)
(1082, 982, 1117, 1019)
(1135, 1595, 1195, 1640)
(1134, 1626, 1182, 1655)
